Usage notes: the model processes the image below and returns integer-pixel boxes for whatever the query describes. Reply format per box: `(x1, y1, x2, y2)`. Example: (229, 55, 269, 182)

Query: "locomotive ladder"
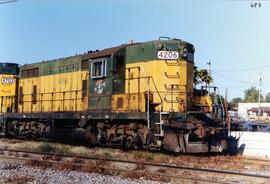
(164, 59, 181, 112)
(147, 60, 182, 139)
(146, 77, 164, 138)
(153, 59, 182, 140)
(155, 111, 166, 137)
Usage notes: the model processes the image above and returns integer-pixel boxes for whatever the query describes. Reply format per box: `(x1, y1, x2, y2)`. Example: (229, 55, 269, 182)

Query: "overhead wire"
(213, 70, 270, 88)
(211, 68, 270, 100)
(213, 64, 270, 72)
(0, 0, 18, 4)
(213, 70, 259, 85)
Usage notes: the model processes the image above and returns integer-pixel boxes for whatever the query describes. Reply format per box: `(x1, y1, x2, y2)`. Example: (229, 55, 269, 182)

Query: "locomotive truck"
(0, 37, 228, 153)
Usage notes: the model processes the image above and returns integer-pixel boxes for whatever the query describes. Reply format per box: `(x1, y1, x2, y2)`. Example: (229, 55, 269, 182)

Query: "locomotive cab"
(0, 63, 18, 113)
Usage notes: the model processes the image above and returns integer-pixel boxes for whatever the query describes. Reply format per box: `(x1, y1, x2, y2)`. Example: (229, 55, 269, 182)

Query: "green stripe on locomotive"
(124, 39, 194, 64)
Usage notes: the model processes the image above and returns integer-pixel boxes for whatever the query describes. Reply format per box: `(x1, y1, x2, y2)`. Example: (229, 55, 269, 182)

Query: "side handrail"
(149, 76, 163, 106)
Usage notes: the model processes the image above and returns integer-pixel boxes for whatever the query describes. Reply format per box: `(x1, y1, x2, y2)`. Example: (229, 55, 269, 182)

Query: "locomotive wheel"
(108, 134, 114, 146)
(123, 135, 134, 149)
(145, 131, 157, 147)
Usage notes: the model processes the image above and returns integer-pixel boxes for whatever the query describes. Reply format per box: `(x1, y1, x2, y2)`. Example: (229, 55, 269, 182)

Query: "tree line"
(230, 86, 270, 109)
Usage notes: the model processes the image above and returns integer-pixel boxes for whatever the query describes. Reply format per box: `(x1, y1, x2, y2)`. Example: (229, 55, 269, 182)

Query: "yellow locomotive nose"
(0, 63, 18, 113)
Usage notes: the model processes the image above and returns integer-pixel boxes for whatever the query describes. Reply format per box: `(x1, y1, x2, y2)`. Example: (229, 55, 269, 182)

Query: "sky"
(0, 0, 270, 101)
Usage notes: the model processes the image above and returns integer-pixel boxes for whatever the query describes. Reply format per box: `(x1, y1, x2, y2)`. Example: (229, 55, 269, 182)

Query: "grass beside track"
(1, 139, 270, 184)
(0, 138, 270, 173)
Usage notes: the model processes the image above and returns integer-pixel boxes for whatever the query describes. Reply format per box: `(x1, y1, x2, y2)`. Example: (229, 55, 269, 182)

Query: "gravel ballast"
(0, 161, 165, 184)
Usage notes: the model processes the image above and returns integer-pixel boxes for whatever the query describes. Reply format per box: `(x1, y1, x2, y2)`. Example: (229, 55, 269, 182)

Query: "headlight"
(158, 44, 163, 50)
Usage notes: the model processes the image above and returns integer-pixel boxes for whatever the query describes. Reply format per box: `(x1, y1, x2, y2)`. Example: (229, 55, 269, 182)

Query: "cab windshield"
(0, 63, 19, 75)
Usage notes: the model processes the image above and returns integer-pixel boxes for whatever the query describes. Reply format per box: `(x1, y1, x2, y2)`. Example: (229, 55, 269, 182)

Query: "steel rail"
(182, 155, 270, 167)
(1, 138, 270, 166)
(0, 148, 269, 180)
(0, 154, 228, 184)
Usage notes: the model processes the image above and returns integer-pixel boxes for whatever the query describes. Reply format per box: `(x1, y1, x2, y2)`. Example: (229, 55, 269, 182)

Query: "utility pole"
(206, 61, 212, 92)
(258, 70, 262, 121)
(225, 88, 230, 132)
(207, 60, 212, 80)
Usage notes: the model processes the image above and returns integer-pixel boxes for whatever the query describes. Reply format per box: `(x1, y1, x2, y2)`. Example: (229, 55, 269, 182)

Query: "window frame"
(90, 59, 107, 78)
(32, 85, 37, 104)
(82, 79, 88, 100)
(19, 87, 23, 105)
(81, 60, 89, 70)
(20, 67, 39, 78)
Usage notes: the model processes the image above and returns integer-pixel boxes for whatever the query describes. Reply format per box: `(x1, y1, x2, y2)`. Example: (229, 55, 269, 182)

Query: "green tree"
(229, 97, 243, 109)
(194, 67, 213, 85)
(265, 92, 270, 102)
(243, 86, 263, 103)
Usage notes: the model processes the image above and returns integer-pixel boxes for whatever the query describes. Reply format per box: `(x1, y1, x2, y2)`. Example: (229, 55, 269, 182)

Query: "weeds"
(135, 164, 145, 170)
(70, 146, 90, 156)
(55, 161, 81, 171)
(132, 151, 165, 162)
(154, 153, 169, 163)
(38, 142, 70, 155)
(121, 170, 143, 179)
(103, 151, 113, 159)
(55, 145, 70, 155)
(38, 143, 55, 153)
(133, 151, 145, 160)
(25, 159, 53, 168)
(145, 153, 155, 162)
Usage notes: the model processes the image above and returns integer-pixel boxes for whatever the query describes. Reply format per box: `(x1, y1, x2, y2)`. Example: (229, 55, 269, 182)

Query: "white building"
(238, 103, 270, 121)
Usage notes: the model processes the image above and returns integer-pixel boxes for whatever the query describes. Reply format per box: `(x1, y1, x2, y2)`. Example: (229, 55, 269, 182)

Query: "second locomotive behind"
(1, 37, 228, 153)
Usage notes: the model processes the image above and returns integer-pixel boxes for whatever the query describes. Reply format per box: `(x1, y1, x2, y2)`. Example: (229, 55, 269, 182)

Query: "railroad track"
(0, 148, 269, 184)
(180, 154, 270, 170)
(1, 138, 269, 168)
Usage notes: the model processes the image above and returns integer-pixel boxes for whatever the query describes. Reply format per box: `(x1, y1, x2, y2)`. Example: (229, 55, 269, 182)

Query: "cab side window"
(91, 59, 106, 78)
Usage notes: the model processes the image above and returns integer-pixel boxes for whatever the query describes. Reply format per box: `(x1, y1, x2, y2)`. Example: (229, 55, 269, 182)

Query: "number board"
(157, 51, 179, 60)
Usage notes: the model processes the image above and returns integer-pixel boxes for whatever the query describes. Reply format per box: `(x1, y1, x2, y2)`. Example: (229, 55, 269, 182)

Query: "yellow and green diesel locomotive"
(0, 63, 18, 113)
(0, 63, 18, 136)
(2, 38, 228, 153)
